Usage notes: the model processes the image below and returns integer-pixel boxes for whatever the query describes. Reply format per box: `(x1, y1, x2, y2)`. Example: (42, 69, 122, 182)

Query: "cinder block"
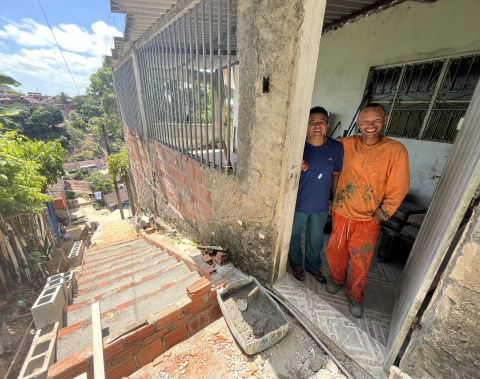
(64, 270, 76, 298)
(45, 276, 69, 302)
(18, 323, 58, 379)
(401, 225, 420, 242)
(31, 286, 65, 330)
(68, 241, 85, 267)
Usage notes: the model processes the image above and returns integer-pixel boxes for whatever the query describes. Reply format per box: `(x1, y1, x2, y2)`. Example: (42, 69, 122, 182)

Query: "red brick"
(144, 328, 168, 345)
(136, 338, 165, 367)
(187, 312, 210, 336)
(186, 277, 211, 300)
(103, 338, 125, 360)
(208, 289, 218, 301)
(112, 344, 141, 362)
(198, 185, 212, 204)
(154, 306, 181, 330)
(173, 313, 193, 327)
(193, 301, 212, 315)
(183, 297, 205, 315)
(124, 324, 155, 346)
(106, 356, 137, 379)
(164, 324, 188, 350)
(187, 162, 194, 178)
(48, 349, 90, 379)
(207, 304, 223, 322)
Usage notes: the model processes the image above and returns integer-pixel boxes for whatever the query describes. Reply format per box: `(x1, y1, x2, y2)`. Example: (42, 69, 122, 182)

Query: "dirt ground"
(0, 222, 88, 379)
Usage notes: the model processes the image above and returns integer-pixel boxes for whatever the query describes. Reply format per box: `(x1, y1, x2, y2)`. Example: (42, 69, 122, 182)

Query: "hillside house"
(106, 0, 480, 377)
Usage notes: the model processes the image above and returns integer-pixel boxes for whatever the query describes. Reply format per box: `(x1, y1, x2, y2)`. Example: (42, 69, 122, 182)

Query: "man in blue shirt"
(289, 107, 344, 283)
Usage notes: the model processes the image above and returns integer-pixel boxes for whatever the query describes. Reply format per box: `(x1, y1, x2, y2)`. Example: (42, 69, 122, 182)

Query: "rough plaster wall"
(399, 209, 480, 378)
(310, 0, 480, 207)
(196, 0, 309, 283)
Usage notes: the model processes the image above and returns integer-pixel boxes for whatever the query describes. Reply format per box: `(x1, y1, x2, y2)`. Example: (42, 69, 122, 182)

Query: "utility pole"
(102, 122, 125, 220)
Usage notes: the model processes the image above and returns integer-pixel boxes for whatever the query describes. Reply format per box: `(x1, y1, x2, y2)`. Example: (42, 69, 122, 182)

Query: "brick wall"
(53, 192, 67, 210)
(48, 278, 223, 379)
(125, 127, 212, 236)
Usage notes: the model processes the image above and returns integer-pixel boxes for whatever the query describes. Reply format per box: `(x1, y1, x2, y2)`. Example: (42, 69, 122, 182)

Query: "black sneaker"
(325, 281, 342, 294)
(349, 298, 364, 318)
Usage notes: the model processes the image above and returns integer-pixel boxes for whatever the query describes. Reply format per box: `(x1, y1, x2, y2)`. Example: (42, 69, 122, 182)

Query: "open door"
(384, 81, 480, 369)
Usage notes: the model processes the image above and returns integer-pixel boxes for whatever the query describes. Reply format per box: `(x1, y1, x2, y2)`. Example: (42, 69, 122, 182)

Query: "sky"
(0, 0, 124, 97)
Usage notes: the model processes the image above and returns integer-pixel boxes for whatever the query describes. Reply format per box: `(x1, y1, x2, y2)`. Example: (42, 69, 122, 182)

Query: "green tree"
(0, 73, 22, 130)
(87, 61, 114, 99)
(68, 110, 87, 130)
(86, 171, 114, 195)
(0, 131, 52, 216)
(23, 140, 65, 189)
(106, 147, 130, 181)
(56, 91, 69, 104)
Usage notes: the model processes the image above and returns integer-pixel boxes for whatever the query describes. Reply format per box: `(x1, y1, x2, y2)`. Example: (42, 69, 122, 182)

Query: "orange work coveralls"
(325, 135, 410, 302)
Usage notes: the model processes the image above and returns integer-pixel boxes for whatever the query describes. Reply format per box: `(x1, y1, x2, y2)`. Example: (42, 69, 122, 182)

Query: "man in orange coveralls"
(325, 103, 410, 318)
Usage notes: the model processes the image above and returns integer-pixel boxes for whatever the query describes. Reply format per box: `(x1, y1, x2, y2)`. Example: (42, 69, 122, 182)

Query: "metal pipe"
(154, 34, 167, 145)
(264, 289, 355, 379)
(142, 43, 156, 142)
(226, 0, 232, 171)
(161, 30, 173, 148)
(202, 1, 209, 165)
(178, 18, 188, 153)
(209, 0, 216, 168)
(167, 26, 179, 150)
(217, 0, 222, 170)
(183, 15, 193, 157)
(172, 21, 185, 153)
(190, 7, 199, 160)
(195, 5, 203, 162)
(3, 319, 34, 379)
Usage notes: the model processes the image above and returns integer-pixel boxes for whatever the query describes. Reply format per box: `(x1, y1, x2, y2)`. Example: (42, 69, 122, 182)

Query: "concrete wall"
(311, 0, 480, 207)
(399, 207, 480, 378)
(121, 0, 325, 283)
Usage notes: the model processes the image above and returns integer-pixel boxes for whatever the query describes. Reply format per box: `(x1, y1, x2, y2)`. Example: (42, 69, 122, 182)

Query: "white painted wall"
(311, 0, 480, 207)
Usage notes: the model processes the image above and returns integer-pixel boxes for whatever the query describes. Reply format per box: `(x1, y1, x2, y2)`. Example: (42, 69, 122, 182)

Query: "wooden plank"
(92, 302, 106, 378)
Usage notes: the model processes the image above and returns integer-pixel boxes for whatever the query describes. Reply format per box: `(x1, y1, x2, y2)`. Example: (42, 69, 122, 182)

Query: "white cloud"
(0, 18, 123, 95)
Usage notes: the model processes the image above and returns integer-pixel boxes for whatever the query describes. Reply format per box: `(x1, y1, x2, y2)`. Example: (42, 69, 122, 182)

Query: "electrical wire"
(37, 0, 81, 96)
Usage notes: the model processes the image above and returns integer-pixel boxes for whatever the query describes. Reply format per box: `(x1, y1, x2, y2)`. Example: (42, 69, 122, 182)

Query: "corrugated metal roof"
(106, 0, 386, 67)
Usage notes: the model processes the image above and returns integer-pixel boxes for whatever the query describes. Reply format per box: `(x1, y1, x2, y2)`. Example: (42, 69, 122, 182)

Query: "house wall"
(311, 0, 480, 207)
(399, 207, 480, 378)
(121, 0, 326, 283)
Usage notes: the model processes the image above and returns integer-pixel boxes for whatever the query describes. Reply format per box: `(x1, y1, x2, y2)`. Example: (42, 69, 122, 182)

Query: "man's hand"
(301, 160, 308, 171)
(372, 213, 382, 225)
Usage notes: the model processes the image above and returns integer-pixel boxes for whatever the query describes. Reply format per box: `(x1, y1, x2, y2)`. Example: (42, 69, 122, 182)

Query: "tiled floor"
(273, 236, 404, 379)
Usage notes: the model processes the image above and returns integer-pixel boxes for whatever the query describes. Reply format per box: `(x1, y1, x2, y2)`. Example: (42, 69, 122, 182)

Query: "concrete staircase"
(55, 239, 202, 362)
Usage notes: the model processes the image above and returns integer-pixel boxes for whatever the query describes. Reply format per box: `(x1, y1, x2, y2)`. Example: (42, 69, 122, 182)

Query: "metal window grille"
(369, 54, 480, 143)
(115, 0, 238, 172)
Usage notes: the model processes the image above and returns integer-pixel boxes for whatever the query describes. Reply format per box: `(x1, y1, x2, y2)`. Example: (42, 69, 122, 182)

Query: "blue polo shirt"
(295, 138, 344, 213)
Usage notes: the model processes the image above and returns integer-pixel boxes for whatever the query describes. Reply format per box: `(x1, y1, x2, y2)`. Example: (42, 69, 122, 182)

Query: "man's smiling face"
(356, 106, 387, 139)
(307, 113, 329, 138)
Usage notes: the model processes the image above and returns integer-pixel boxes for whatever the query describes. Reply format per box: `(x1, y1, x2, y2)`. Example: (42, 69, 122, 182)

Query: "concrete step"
(85, 238, 144, 256)
(79, 246, 159, 279)
(83, 240, 151, 264)
(56, 269, 201, 362)
(73, 254, 177, 302)
(67, 261, 192, 325)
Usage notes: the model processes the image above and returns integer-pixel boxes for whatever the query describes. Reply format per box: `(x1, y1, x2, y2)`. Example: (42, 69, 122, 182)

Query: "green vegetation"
(0, 130, 65, 216)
